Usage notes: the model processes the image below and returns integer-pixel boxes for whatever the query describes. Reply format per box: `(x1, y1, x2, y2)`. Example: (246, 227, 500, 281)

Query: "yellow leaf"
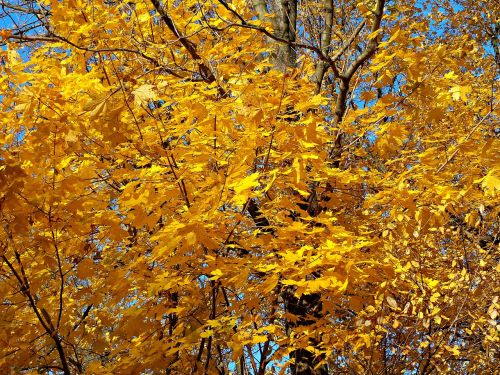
(386, 295, 398, 309)
(200, 330, 214, 338)
(431, 307, 441, 316)
(425, 278, 439, 290)
(476, 169, 500, 197)
(231, 172, 260, 195)
(367, 29, 382, 40)
(210, 269, 223, 280)
(250, 335, 268, 344)
(449, 85, 471, 101)
(133, 84, 157, 106)
(293, 158, 301, 184)
(419, 341, 429, 348)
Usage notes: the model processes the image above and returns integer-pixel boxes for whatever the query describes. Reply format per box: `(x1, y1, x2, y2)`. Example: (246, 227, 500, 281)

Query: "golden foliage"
(0, 0, 498, 373)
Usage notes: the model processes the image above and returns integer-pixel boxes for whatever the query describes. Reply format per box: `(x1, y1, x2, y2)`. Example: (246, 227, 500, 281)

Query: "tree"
(0, 0, 498, 373)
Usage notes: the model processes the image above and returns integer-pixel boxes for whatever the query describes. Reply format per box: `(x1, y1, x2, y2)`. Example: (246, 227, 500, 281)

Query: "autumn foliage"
(0, 0, 498, 374)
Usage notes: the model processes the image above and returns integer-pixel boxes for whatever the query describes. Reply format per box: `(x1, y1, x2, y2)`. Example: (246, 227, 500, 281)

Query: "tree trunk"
(250, 1, 328, 373)
(271, 0, 297, 70)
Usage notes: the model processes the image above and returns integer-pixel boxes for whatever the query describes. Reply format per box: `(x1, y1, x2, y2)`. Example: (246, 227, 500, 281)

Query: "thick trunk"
(250, 1, 327, 372)
(313, 0, 334, 93)
(272, 0, 297, 70)
(249, 1, 385, 372)
(284, 291, 328, 375)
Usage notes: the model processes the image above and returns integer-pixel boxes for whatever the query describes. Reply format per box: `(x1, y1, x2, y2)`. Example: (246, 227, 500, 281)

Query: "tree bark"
(271, 0, 298, 70)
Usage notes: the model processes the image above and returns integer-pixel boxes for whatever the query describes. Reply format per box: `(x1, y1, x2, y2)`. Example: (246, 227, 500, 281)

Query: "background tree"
(0, 0, 498, 374)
